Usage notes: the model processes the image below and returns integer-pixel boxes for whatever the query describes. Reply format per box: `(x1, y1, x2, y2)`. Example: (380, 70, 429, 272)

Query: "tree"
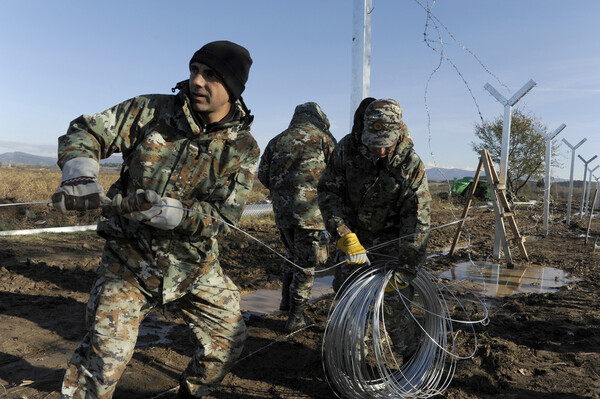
(471, 109, 562, 198)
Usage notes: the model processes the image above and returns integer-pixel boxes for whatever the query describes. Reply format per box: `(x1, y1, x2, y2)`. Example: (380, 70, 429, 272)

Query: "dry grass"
(0, 167, 119, 203)
(0, 167, 270, 204)
(0, 167, 271, 231)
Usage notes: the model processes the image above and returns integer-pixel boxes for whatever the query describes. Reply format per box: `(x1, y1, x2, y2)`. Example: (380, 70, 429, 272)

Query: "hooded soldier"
(257, 102, 337, 332)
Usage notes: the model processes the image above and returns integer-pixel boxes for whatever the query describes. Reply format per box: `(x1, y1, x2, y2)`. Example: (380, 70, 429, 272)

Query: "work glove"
(336, 232, 370, 266)
(52, 158, 109, 214)
(112, 189, 184, 230)
(385, 266, 415, 292)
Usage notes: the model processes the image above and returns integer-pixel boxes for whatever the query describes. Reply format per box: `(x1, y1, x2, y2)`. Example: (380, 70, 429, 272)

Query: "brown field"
(0, 167, 599, 398)
(0, 167, 270, 231)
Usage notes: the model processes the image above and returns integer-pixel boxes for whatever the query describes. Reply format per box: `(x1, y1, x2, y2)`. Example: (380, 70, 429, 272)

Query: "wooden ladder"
(449, 149, 528, 266)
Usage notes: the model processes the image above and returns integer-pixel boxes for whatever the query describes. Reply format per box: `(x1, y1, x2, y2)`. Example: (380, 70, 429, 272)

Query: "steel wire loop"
(322, 264, 486, 399)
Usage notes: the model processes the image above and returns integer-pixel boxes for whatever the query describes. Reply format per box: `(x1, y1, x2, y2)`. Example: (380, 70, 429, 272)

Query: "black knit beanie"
(189, 41, 252, 101)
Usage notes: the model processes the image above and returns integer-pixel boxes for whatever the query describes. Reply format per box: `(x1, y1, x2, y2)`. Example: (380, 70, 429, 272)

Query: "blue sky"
(1, 0, 599, 180)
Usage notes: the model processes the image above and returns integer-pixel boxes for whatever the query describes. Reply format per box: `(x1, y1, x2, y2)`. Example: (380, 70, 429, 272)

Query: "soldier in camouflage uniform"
(51, 41, 259, 399)
(257, 102, 336, 332)
(318, 97, 431, 359)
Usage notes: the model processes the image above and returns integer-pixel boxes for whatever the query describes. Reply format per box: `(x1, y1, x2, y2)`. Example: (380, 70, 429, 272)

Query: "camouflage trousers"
(332, 256, 418, 357)
(279, 228, 329, 306)
(61, 252, 247, 399)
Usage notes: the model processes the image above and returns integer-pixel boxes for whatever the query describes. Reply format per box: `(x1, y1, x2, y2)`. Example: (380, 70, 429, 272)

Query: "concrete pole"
(595, 176, 600, 210)
(484, 80, 536, 259)
(586, 165, 599, 215)
(534, 125, 565, 236)
(562, 138, 587, 225)
(578, 155, 598, 219)
(350, 0, 372, 126)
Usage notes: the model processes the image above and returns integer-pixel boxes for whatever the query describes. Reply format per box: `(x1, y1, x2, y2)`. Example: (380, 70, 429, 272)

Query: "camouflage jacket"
(257, 102, 336, 229)
(317, 103, 431, 272)
(57, 81, 259, 302)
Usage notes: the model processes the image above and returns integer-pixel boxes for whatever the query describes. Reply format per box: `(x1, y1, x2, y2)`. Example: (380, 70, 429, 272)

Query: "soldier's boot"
(279, 271, 293, 311)
(177, 376, 202, 398)
(284, 300, 312, 333)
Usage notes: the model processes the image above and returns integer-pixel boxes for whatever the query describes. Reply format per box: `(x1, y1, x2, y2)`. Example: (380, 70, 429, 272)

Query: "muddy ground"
(0, 194, 599, 399)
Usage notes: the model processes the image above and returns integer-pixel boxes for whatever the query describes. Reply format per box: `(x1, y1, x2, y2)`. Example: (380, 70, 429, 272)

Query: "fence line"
(0, 203, 273, 237)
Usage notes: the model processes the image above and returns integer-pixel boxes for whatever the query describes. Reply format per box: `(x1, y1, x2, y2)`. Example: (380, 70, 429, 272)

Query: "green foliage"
(471, 109, 562, 198)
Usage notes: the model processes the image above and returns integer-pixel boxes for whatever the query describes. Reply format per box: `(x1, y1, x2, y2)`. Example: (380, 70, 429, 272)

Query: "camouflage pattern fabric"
(361, 98, 404, 148)
(62, 252, 246, 398)
(58, 81, 259, 303)
(57, 81, 259, 397)
(383, 285, 418, 357)
(257, 102, 335, 308)
(317, 99, 431, 275)
(318, 97, 430, 357)
(257, 102, 337, 229)
(279, 228, 329, 305)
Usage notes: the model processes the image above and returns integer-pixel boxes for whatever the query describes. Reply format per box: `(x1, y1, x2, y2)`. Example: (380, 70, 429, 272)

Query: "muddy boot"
(284, 300, 312, 333)
(177, 376, 200, 398)
(279, 271, 293, 311)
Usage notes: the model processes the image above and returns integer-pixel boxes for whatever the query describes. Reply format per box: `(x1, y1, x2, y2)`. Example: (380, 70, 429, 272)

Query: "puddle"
(132, 275, 335, 346)
(439, 261, 579, 297)
(241, 275, 334, 316)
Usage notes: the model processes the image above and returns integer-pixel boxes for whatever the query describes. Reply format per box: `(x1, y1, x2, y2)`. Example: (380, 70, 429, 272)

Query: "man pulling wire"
(51, 41, 259, 399)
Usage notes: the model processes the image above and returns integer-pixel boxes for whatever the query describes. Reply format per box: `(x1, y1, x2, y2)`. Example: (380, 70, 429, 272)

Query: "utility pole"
(534, 124, 565, 236)
(484, 80, 536, 259)
(562, 138, 587, 225)
(578, 155, 598, 219)
(350, 0, 372, 126)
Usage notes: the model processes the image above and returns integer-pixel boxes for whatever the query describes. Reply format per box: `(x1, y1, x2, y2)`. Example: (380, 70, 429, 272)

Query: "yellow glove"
(337, 233, 370, 265)
(385, 269, 412, 292)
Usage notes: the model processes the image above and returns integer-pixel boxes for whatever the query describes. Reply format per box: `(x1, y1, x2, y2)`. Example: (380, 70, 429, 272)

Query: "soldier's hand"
(337, 233, 370, 266)
(114, 189, 184, 231)
(385, 267, 415, 292)
(52, 158, 109, 214)
(112, 189, 160, 215)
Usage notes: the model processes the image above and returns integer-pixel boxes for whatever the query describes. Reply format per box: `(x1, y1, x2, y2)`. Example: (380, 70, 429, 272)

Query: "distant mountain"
(0, 152, 570, 183)
(0, 152, 122, 166)
(0, 152, 57, 166)
(425, 167, 480, 182)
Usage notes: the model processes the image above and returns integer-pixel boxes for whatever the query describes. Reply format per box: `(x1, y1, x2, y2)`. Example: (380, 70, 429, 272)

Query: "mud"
(0, 196, 599, 398)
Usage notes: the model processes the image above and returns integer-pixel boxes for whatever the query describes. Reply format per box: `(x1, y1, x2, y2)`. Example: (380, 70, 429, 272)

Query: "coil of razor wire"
(322, 262, 487, 399)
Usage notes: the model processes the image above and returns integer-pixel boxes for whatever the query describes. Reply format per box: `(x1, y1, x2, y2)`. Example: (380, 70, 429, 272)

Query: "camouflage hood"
(288, 102, 330, 133)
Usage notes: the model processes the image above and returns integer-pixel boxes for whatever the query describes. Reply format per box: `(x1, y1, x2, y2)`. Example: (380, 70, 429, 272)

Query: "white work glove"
(112, 189, 184, 230)
(336, 233, 371, 266)
(52, 157, 109, 214)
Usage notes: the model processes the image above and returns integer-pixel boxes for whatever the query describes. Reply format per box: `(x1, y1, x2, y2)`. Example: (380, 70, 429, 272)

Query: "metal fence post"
(562, 138, 587, 225)
(534, 125, 565, 236)
(578, 155, 598, 219)
(484, 80, 536, 258)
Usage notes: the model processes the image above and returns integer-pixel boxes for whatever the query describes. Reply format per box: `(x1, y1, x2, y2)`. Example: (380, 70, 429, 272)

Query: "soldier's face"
(189, 62, 231, 123)
(368, 138, 399, 158)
